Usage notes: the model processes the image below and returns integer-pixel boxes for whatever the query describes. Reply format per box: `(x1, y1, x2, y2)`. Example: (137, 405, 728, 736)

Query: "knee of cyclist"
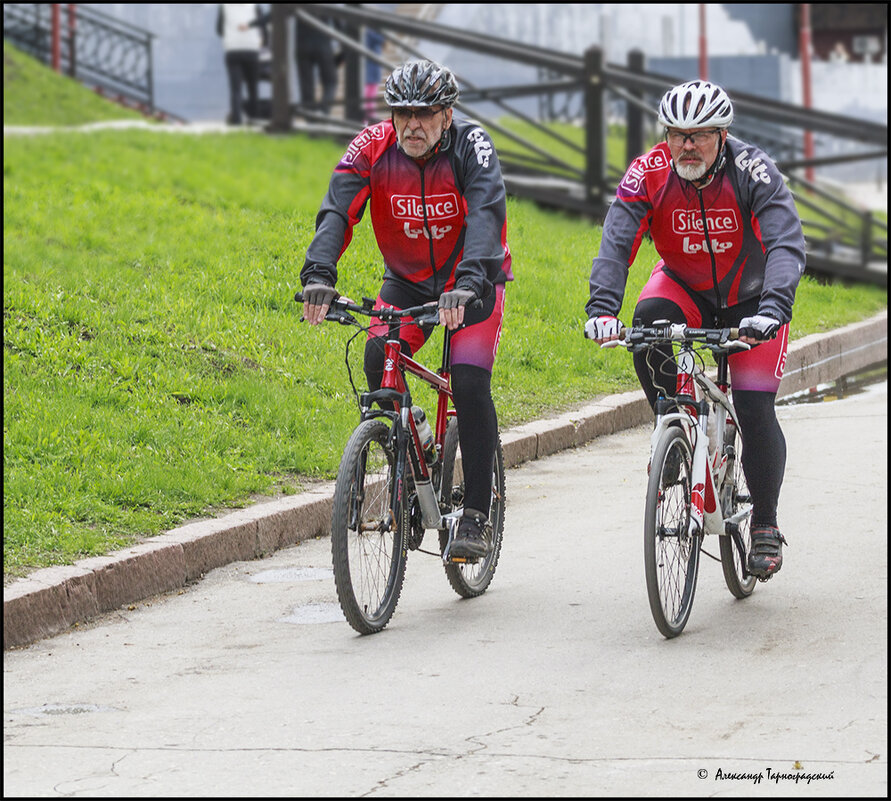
(450, 364, 492, 407)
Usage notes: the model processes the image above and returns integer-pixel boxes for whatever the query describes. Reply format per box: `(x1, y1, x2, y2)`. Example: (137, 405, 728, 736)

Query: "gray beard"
(675, 160, 708, 181)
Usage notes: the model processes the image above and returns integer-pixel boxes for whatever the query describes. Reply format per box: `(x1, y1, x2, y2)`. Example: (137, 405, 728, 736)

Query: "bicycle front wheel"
(438, 418, 506, 597)
(331, 419, 408, 634)
(644, 425, 700, 638)
(719, 422, 756, 598)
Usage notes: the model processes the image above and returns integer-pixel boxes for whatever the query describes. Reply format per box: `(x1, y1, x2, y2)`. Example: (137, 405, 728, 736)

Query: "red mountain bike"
(295, 292, 506, 634)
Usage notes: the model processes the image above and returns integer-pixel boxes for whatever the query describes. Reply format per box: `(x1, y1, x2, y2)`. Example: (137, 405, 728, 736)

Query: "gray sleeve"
(452, 126, 509, 299)
(300, 156, 371, 289)
(585, 198, 650, 318)
(737, 147, 806, 323)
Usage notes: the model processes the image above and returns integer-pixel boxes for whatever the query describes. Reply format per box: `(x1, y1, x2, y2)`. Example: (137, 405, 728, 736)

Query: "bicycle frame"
(650, 340, 745, 540)
(359, 318, 458, 533)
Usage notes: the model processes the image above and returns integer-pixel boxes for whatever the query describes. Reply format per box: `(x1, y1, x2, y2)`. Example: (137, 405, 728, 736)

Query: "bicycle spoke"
(332, 420, 408, 634)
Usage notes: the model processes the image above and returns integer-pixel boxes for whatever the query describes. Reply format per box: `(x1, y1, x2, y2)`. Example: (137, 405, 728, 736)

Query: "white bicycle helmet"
(657, 80, 734, 129)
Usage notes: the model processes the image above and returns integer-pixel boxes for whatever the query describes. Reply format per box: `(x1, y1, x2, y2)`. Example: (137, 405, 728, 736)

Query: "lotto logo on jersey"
(467, 127, 493, 167)
(620, 152, 669, 193)
(734, 149, 772, 185)
(672, 209, 739, 235)
(391, 193, 460, 221)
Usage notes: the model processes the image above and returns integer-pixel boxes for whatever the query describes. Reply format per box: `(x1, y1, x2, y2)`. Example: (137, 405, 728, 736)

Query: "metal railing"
(268, 4, 886, 286)
(2, 3, 181, 120)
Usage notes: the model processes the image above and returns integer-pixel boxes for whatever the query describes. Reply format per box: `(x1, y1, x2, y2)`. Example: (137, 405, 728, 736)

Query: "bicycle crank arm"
(722, 507, 752, 529)
(439, 511, 463, 564)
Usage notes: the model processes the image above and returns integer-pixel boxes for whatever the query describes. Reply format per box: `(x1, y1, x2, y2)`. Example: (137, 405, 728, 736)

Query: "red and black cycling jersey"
(586, 137, 806, 324)
(301, 117, 513, 300)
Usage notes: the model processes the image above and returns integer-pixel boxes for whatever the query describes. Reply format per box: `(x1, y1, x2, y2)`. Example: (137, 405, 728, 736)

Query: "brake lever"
(325, 308, 358, 325)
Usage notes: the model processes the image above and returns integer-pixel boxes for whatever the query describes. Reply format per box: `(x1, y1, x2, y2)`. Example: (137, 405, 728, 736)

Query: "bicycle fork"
(650, 410, 723, 539)
(399, 413, 466, 564)
(653, 349, 727, 539)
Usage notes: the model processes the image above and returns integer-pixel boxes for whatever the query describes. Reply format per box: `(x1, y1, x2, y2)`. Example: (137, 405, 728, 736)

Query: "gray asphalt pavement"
(3, 374, 886, 797)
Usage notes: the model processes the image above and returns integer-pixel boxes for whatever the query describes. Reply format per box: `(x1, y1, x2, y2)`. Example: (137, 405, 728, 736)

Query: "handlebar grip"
(294, 291, 304, 303)
(416, 312, 441, 327)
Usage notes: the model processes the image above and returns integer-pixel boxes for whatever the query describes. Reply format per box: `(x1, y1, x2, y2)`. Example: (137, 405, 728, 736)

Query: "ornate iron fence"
(3, 3, 167, 118)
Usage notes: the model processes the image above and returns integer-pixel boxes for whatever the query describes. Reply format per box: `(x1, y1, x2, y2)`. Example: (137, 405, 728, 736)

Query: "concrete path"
(3, 372, 886, 797)
(4, 312, 886, 652)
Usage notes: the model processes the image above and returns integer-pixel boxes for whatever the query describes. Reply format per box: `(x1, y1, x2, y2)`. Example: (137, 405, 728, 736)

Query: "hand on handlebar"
(438, 288, 477, 331)
(301, 283, 338, 326)
(738, 313, 780, 345)
(584, 315, 622, 344)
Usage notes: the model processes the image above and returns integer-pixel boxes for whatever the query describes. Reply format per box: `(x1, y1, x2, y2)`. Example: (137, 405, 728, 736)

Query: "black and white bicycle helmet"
(384, 60, 459, 108)
(657, 80, 734, 129)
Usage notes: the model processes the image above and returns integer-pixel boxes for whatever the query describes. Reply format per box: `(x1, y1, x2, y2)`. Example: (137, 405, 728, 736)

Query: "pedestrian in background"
(295, 13, 340, 116)
(363, 27, 385, 125)
(217, 4, 267, 125)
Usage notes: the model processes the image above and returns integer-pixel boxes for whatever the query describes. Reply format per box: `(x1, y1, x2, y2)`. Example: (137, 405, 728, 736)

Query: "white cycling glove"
(738, 314, 780, 341)
(584, 315, 621, 340)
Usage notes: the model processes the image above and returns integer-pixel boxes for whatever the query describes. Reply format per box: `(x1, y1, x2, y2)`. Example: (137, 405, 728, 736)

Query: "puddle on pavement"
(778, 365, 887, 406)
(249, 567, 333, 583)
(278, 602, 344, 625)
(8, 703, 117, 717)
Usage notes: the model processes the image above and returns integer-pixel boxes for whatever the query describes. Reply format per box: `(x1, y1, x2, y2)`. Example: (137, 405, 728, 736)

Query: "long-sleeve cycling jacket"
(586, 136, 806, 324)
(301, 117, 513, 301)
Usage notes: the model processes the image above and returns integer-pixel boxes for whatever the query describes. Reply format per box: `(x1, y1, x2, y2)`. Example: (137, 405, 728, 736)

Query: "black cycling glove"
(303, 283, 338, 308)
(438, 288, 477, 309)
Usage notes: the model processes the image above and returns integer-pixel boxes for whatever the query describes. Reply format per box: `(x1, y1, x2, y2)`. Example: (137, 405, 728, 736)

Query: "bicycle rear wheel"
(331, 419, 408, 634)
(438, 418, 506, 597)
(644, 425, 700, 638)
(719, 421, 756, 598)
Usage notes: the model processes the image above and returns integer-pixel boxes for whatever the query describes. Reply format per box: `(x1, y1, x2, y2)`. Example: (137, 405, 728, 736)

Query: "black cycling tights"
(632, 297, 785, 528)
(731, 390, 786, 528)
(364, 340, 497, 518)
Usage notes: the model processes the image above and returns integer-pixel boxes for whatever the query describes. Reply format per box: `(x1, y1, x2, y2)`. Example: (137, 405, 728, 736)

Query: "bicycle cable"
(342, 316, 432, 416)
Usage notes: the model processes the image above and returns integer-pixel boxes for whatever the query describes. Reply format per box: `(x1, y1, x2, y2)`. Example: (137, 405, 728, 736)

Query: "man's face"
(392, 105, 453, 160)
(666, 127, 726, 181)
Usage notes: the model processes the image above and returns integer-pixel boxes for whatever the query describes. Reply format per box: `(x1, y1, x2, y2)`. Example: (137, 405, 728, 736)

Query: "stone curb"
(4, 311, 886, 650)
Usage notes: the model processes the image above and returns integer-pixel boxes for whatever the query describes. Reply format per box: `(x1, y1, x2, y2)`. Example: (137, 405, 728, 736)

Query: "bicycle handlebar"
(600, 322, 750, 352)
(295, 291, 481, 328)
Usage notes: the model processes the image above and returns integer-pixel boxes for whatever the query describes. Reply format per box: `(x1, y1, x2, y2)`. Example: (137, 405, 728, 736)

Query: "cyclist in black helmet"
(301, 60, 514, 560)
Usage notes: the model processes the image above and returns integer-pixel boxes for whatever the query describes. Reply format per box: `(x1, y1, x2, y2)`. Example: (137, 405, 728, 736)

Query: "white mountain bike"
(604, 322, 756, 638)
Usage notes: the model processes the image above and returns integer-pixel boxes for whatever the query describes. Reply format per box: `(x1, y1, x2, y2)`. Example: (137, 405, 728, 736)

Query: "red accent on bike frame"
(692, 483, 705, 517)
(676, 369, 695, 396)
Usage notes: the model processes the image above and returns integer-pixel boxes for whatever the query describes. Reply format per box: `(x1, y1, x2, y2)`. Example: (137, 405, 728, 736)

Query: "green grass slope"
(3, 42, 886, 580)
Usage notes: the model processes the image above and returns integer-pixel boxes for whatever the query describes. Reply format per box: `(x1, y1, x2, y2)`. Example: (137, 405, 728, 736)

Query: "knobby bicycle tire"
(331, 419, 408, 634)
(644, 425, 700, 638)
(719, 419, 756, 599)
(438, 418, 506, 598)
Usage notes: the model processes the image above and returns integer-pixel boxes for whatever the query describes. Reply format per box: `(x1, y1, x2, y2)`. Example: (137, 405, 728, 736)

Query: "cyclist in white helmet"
(584, 79, 806, 581)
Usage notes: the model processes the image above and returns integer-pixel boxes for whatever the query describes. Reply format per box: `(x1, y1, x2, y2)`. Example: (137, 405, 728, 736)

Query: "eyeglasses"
(666, 129, 722, 146)
(392, 106, 444, 122)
